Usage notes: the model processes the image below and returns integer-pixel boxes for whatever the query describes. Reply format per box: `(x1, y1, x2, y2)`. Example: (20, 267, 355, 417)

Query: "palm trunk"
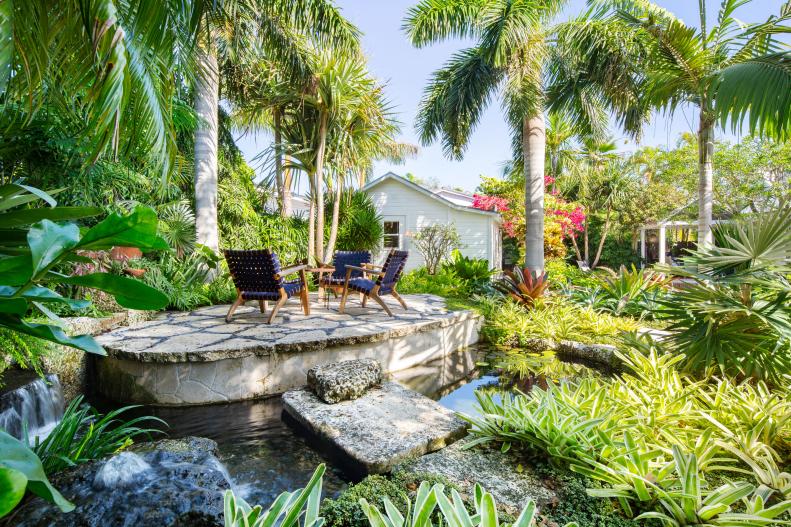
(591, 208, 612, 269)
(314, 112, 328, 264)
(194, 44, 220, 255)
(523, 114, 546, 274)
(307, 184, 316, 264)
(283, 161, 293, 218)
(324, 181, 342, 257)
(273, 108, 286, 217)
(697, 105, 715, 248)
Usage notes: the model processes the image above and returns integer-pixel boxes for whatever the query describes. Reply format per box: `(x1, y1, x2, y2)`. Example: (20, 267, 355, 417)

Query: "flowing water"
(0, 371, 65, 441)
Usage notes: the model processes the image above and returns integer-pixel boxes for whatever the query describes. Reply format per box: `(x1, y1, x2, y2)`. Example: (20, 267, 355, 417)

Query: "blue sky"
(235, 0, 787, 193)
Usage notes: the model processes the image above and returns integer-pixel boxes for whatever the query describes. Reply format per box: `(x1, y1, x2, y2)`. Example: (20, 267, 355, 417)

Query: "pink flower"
(472, 194, 510, 212)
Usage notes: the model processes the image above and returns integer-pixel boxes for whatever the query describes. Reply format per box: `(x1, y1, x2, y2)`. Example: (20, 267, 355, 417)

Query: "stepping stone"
(307, 358, 381, 404)
(283, 382, 467, 474)
(397, 439, 557, 516)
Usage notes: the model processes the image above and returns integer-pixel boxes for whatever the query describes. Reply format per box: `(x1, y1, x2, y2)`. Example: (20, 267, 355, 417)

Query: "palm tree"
(192, 0, 359, 253)
(0, 1, 203, 173)
(404, 0, 641, 273)
(587, 0, 791, 247)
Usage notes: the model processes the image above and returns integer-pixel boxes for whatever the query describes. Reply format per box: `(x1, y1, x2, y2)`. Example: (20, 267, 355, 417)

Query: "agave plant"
(224, 464, 325, 527)
(493, 267, 549, 308)
(656, 209, 791, 383)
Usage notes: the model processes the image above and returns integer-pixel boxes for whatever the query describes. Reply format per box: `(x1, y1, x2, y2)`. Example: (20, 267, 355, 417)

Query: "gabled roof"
(362, 172, 499, 218)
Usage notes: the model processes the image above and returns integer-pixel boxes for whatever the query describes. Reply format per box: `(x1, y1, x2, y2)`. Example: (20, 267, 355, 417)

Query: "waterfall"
(0, 374, 65, 441)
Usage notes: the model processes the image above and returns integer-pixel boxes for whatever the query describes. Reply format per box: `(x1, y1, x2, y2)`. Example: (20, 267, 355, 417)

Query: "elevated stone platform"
(94, 294, 481, 405)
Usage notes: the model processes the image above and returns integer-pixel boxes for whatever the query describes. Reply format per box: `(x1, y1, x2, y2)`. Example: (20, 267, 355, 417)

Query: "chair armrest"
(361, 263, 383, 269)
(345, 265, 383, 276)
(276, 264, 309, 279)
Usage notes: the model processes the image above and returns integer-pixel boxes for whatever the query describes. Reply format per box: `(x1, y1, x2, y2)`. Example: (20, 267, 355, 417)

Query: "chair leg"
(391, 290, 408, 310)
(267, 293, 289, 324)
(300, 287, 310, 315)
(339, 269, 353, 314)
(226, 294, 245, 322)
(258, 300, 266, 313)
(361, 295, 368, 308)
(369, 292, 393, 317)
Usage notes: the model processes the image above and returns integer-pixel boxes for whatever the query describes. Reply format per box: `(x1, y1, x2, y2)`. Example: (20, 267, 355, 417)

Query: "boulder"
(307, 358, 382, 404)
(283, 382, 466, 474)
(13, 437, 230, 527)
(397, 439, 557, 516)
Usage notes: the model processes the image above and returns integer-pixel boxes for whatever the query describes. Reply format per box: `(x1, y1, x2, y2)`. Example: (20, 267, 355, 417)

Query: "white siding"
(365, 178, 499, 271)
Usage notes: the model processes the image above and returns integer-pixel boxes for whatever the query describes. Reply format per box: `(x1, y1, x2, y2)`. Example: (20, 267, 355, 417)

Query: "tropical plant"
(592, 265, 667, 318)
(493, 268, 549, 308)
(577, 0, 791, 246)
(359, 480, 579, 527)
(441, 250, 494, 293)
(0, 431, 73, 518)
(137, 246, 221, 311)
(0, 184, 168, 355)
(29, 396, 165, 475)
(224, 464, 325, 527)
(411, 224, 462, 275)
(333, 192, 383, 253)
(157, 201, 196, 258)
(656, 209, 791, 383)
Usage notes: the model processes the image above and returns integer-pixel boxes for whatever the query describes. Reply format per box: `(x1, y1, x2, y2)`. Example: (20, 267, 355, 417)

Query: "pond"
(90, 344, 602, 507)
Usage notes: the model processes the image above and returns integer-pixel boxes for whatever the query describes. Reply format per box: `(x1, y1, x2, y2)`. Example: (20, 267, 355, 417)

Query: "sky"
(235, 0, 787, 194)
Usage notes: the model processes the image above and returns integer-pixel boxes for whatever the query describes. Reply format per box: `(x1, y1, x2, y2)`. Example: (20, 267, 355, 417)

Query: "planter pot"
(110, 246, 142, 261)
(124, 268, 147, 278)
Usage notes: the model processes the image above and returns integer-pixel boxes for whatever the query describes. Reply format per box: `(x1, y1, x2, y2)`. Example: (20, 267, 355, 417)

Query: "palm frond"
(403, 0, 486, 47)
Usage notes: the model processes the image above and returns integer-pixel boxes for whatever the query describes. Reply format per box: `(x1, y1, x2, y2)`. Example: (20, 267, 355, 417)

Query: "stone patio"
(94, 294, 482, 405)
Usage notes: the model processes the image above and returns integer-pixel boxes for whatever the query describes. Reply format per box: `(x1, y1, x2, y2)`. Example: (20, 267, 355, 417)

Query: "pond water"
(91, 345, 600, 508)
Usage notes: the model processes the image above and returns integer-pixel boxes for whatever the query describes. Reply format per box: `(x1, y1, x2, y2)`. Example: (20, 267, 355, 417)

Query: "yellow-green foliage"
(464, 338, 791, 523)
(478, 296, 639, 347)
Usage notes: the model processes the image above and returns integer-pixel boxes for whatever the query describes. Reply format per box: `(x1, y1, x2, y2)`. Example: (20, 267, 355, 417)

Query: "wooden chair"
(339, 250, 409, 317)
(318, 251, 372, 298)
(224, 249, 310, 324)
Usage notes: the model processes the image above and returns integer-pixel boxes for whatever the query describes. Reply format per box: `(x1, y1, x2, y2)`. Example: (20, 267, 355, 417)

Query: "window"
(383, 220, 400, 248)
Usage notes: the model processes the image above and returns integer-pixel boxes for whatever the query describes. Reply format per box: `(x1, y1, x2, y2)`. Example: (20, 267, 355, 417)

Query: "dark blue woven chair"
(224, 249, 309, 323)
(319, 251, 372, 298)
(339, 249, 409, 316)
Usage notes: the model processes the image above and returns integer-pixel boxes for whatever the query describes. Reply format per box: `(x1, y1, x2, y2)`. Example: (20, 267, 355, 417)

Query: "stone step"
(282, 382, 467, 474)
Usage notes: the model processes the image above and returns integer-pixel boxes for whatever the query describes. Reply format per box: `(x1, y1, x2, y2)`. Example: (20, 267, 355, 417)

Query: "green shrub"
(332, 191, 383, 253)
(136, 248, 220, 311)
(398, 267, 464, 297)
(545, 258, 599, 289)
(478, 296, 639, 347)
(441, 250, 494, 293)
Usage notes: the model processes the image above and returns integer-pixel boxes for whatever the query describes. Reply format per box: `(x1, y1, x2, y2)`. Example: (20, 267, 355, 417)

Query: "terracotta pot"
(110, 246, 142, 261)
(124, 268, 147, 278)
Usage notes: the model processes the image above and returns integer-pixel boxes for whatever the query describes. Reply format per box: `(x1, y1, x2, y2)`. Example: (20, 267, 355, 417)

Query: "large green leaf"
(0, 285, 90, 310)
(0, 206, 103, 228)
(0, 297, 27, 314)
(27, 220, 80, 276)
(76, 206, 169, 252)
(0, 315, 105, 355)
(0, 431, 74, 513)
(0, 184, 59, 211)
(0, 255, 33, 285)
(0, 466, 27, 518)
(59, 272, 168, 310)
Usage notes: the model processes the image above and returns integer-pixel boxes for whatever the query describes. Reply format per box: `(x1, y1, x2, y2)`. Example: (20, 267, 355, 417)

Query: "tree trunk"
(697, 105, 715, 248)
(324, 181, 342, 257)
(583, 223, 589, 264)
(591, 208, 612, 269)
(283, 161, 293, 218)
(194, 44, 220, 255)
(314, 112, 328, 264)
(307, 185, 316, 264)
(273, 108, 286, 217)
(570, 233, 583, 261)
(523, 114, 546, 274)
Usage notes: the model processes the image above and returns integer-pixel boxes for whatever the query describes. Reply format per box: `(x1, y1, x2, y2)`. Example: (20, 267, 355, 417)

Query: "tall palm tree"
(192, 0, 359, 253)
(587, 0, 791, 247)
(404, 0, 641, 273)
(0, 0, 203, 173)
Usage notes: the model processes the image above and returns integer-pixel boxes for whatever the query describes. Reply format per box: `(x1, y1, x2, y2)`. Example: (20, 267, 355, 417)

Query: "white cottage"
(362, 172, 502, 272)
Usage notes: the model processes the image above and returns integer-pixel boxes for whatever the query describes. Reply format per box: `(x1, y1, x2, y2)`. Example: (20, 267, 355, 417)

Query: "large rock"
(283, 382, 467, 474)
(397, 439, 557, 516)
(13, 437, 231, 527)
(307, 358, 382, 404)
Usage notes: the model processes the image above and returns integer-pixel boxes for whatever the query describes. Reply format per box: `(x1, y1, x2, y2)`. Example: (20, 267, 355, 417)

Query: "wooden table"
(307, 266, 337, 307)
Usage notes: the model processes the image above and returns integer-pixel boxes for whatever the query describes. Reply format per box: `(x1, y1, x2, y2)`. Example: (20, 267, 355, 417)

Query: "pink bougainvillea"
(472, 194, 510, 212)
(552, 206, 586, 236)
(472, 190, 584, 241)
